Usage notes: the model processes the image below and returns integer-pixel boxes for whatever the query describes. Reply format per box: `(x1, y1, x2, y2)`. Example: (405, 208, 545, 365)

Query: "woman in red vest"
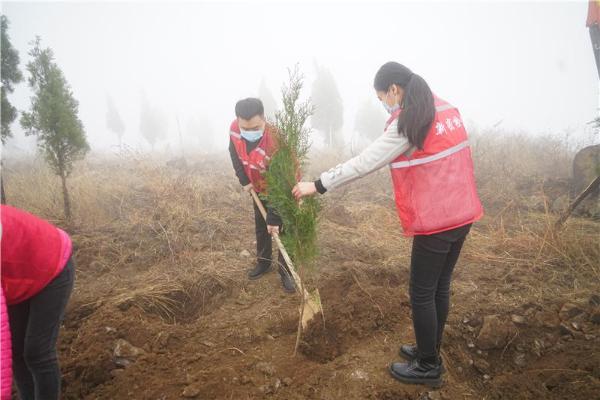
(1, 205, 75, 400)
(293, 62, 483, 388)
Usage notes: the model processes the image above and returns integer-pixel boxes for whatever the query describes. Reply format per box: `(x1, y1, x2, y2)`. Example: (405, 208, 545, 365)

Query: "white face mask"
(381, 90, 401, 115)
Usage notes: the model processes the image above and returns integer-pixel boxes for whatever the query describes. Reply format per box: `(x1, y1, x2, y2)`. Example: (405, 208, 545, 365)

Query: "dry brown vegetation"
(2, 132, 599, 399)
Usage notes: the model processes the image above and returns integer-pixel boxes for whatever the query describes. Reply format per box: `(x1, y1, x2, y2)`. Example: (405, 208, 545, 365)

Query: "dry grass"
(305, 131, 599, 311)
(102, 277, 187, 321)
(3, 150, 248, 322)
(2, 129, 599, 323)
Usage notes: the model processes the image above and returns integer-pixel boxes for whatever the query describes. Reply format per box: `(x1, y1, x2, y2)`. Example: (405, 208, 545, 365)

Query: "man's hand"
(242, 183, 253, 193)
(292, 181, 317, 200)
(267, 225, 280, 236)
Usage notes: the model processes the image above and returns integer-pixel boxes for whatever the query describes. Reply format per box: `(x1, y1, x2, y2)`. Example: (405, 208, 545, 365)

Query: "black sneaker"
(399, 344, 445, 373)
(399, 344, 418, 360)
(278, 265, 296, 294)
(389, 358, 444, 388)
(248, 263, 271, 280)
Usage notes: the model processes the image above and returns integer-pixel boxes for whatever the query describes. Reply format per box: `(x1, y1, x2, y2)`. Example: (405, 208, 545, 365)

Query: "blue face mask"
(381, 90, 401, 114)
(240, 128, 264, 142)
(382, 101, 401, 115)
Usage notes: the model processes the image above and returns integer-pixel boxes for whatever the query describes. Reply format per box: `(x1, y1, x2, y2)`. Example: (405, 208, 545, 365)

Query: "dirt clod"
(182, 384, 201, 398)
(559, 303, 585, 321)
(476, 315, 517, 350)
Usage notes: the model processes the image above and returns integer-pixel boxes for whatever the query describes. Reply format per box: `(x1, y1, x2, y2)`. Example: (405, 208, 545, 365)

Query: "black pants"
(409, 224, 471, 362)
(591, 24, 600, 80)
(253, 202, 285, 269)
(8, 257, 75, 400)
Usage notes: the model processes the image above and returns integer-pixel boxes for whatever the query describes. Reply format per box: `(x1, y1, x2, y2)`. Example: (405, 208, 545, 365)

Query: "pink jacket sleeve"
(0, 287, 12, 400)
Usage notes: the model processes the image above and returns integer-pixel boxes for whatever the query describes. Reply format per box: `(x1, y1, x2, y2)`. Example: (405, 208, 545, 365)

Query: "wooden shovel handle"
(249, 189, 310, 301)
(250, 188, 268, 220)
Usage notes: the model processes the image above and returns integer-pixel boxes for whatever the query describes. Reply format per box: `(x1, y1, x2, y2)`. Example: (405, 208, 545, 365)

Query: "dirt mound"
(300, 270, 410, 363)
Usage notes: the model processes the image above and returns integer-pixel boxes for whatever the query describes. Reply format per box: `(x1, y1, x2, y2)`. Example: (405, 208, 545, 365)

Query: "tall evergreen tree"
(1, 15, 24, 204)
(258, 78, 277, 121)
(354, 98, 386, 141)
(139, 93, 166, 151)
(106, 94, 125, 148)
(21, 37, 90, 220)
(311, 64, 343, 147)
(1, 15, 23, 142)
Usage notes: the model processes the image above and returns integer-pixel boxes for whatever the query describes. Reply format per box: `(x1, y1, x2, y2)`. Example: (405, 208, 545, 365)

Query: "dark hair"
(235, 98, 264, 120)
(374, 62, 435, 149)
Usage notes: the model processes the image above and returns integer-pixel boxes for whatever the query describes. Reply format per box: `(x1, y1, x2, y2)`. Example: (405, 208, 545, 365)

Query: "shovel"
(249, 188, 322, 329)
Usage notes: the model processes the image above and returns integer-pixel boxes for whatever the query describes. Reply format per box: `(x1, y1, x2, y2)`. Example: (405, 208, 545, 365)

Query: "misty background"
(1, 0, 598, 156)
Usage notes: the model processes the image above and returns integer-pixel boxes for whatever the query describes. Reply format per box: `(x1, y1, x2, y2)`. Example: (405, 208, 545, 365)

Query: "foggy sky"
(1, 0, 598, 154)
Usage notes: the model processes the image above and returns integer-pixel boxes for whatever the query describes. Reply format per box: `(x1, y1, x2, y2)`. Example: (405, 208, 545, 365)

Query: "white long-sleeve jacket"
(320, 119, 412, 191)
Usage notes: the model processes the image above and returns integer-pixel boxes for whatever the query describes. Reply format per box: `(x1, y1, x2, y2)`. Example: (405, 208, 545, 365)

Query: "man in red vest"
(589, 0, 600, 79)
(1, 205, 75, 400)
(228, 98, 295, 293)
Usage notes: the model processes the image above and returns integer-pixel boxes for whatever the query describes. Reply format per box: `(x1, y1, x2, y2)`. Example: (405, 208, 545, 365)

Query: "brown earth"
(5, 154, 600, 400)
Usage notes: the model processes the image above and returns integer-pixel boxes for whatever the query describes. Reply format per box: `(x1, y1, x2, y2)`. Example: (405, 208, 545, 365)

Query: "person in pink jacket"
(1, 287, 12, 400)
(1, 205, 75, 400)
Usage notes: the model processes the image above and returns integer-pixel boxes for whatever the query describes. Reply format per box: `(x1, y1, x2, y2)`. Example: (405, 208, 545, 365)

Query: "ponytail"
(374, 62, 435, 149)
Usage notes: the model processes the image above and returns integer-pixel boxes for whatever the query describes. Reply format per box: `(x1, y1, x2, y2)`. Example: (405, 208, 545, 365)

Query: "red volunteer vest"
(1, 205, 70, 305)
(229, 120, 277, 193)
(588, 0, 600, 27)
(388, 96, 483, 236)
